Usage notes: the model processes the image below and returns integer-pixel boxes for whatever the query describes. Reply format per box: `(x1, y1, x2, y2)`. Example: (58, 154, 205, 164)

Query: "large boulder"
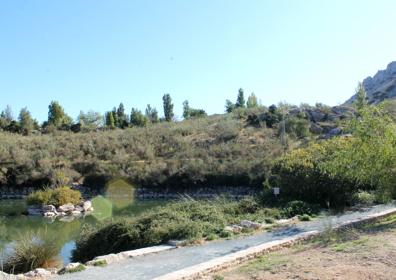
(58, 203, 75, 213)
(307, 109, 327, 123)
(82, 201, 92, 212)
(309, 123, 323, 134)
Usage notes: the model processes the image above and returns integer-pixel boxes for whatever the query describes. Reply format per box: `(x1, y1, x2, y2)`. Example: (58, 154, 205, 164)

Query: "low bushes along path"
(56, 203, 396, 280)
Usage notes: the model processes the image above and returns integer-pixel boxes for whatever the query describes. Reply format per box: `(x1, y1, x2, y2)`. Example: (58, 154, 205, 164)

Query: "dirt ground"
(211, 215, 396, 280)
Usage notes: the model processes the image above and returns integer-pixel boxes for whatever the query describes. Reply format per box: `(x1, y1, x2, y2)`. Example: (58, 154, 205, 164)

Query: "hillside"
(0, 109, 283, 190)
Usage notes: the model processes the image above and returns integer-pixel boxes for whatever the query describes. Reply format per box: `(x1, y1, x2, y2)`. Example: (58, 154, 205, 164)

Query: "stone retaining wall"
(0, 185, 260, 200)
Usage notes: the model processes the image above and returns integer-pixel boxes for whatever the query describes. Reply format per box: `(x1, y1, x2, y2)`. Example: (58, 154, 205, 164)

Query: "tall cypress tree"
(162, 94, 174, 122)
(117, 103, 128, 128)
(235, 88, 245, 108)
(182, 100, 190, 119)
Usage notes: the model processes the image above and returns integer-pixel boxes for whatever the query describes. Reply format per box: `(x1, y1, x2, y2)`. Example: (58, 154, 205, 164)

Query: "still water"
(0, 182, 166, 265)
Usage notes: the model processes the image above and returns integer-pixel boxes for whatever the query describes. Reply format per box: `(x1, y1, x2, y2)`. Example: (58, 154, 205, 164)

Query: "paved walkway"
(56, 203, 396, 280)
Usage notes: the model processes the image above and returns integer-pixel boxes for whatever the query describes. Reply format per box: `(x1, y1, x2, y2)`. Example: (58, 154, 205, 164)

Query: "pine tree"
(117, 103, 128, 128)
(246, 93, 258, 108)
(111, 107, 119, 127)
(163, 94, 174, 122)
(235, 88, 245, 108)
(105, 112, 115, 128)
(225, 100, 235, 113)
(183, 100, 190, 119)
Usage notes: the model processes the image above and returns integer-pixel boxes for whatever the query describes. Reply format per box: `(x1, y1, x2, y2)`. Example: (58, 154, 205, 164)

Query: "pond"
(0, 183, 167, 266)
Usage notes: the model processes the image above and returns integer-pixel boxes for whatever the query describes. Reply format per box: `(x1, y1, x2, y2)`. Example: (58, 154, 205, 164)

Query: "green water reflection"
(0, 181, 165, 265)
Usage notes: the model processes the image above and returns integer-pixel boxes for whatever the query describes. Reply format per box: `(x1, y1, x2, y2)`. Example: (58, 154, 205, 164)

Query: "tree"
(117, 103, 128, 128)
(3, 105, 13, 122)
(0, 105, 13, 129)
(130, 108, 148, 127)
(189, 108, 207, 118)
(225, 100, 235, 113)
(145, 104, 159, 123)
(105, 111, 115, 129)
(111, 107, 119, 127)
(48, 101, 72, 129)
(246, 93, 258, 108)
(183, 100, 190, 119)
(355, 82, 368, 112)
(78, 111, 103, 131)
(235, 88, 245, 108)
(162, 94, 174, 122)
(18, 107, 34, 135)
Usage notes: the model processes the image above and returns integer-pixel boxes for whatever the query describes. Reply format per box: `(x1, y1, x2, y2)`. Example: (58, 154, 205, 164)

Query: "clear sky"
(1, 0, 396, 122)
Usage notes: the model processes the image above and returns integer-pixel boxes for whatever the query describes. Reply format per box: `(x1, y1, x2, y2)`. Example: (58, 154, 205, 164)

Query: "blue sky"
(1, 0, 396, 122)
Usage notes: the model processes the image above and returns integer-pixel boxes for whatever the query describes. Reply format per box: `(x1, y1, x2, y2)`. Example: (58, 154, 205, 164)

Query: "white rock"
(91, 254, 122, 265)
(224, 225, 243, 233)
(24, 268, 52, 278)
(240, 220, 262, 229)
(83, 201, 92, 211)
(71, 210, 82, 216)
(75, 205, 84, 212)
(42, 204, 56, 212)
(0, 271, 25, 280)
(58, 203, 75, 212)
(43, 211, 56, 218)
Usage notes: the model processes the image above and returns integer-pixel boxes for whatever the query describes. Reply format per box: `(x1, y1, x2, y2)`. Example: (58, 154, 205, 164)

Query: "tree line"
(0, 89, 260, 135)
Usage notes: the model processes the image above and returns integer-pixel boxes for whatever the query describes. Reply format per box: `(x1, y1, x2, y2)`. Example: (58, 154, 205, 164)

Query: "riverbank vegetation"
(72, 197, 318, 263)
(2, 230, 58, 274)
(26, 187, 81, 207)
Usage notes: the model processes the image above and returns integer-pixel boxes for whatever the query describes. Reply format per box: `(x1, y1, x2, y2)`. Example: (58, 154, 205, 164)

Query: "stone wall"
(0, 185, 261, 200)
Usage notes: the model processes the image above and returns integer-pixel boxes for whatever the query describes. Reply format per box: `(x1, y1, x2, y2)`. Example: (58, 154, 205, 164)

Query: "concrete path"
(56, 203, 396, 280)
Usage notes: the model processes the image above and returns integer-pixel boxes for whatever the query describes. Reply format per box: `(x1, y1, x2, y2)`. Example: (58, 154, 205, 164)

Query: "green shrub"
(264, 217, 274, 224)
(26, 189, 53, 206)
(272, 138, 361, 207)
(351, 191, 376, 206)
(298, 214, 311, 221)
(283, 201, 317, 218)
(91, 260, 107, 267)
(3, 231, 58, 274)
(72, 198, 291, 263)
(219, 230, 232, 238)
(51, 186, 81, 206)
(27, 186, 81, 207)
(206, 233, 218, 241)
(58, 264, 86, 274)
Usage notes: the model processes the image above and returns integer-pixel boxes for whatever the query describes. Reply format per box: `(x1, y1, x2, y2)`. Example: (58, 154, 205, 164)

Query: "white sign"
(273, 187, 280, 196)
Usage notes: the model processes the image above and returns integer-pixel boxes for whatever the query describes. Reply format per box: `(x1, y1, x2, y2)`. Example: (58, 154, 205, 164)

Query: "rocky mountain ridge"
(346, 61, 396, 104)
